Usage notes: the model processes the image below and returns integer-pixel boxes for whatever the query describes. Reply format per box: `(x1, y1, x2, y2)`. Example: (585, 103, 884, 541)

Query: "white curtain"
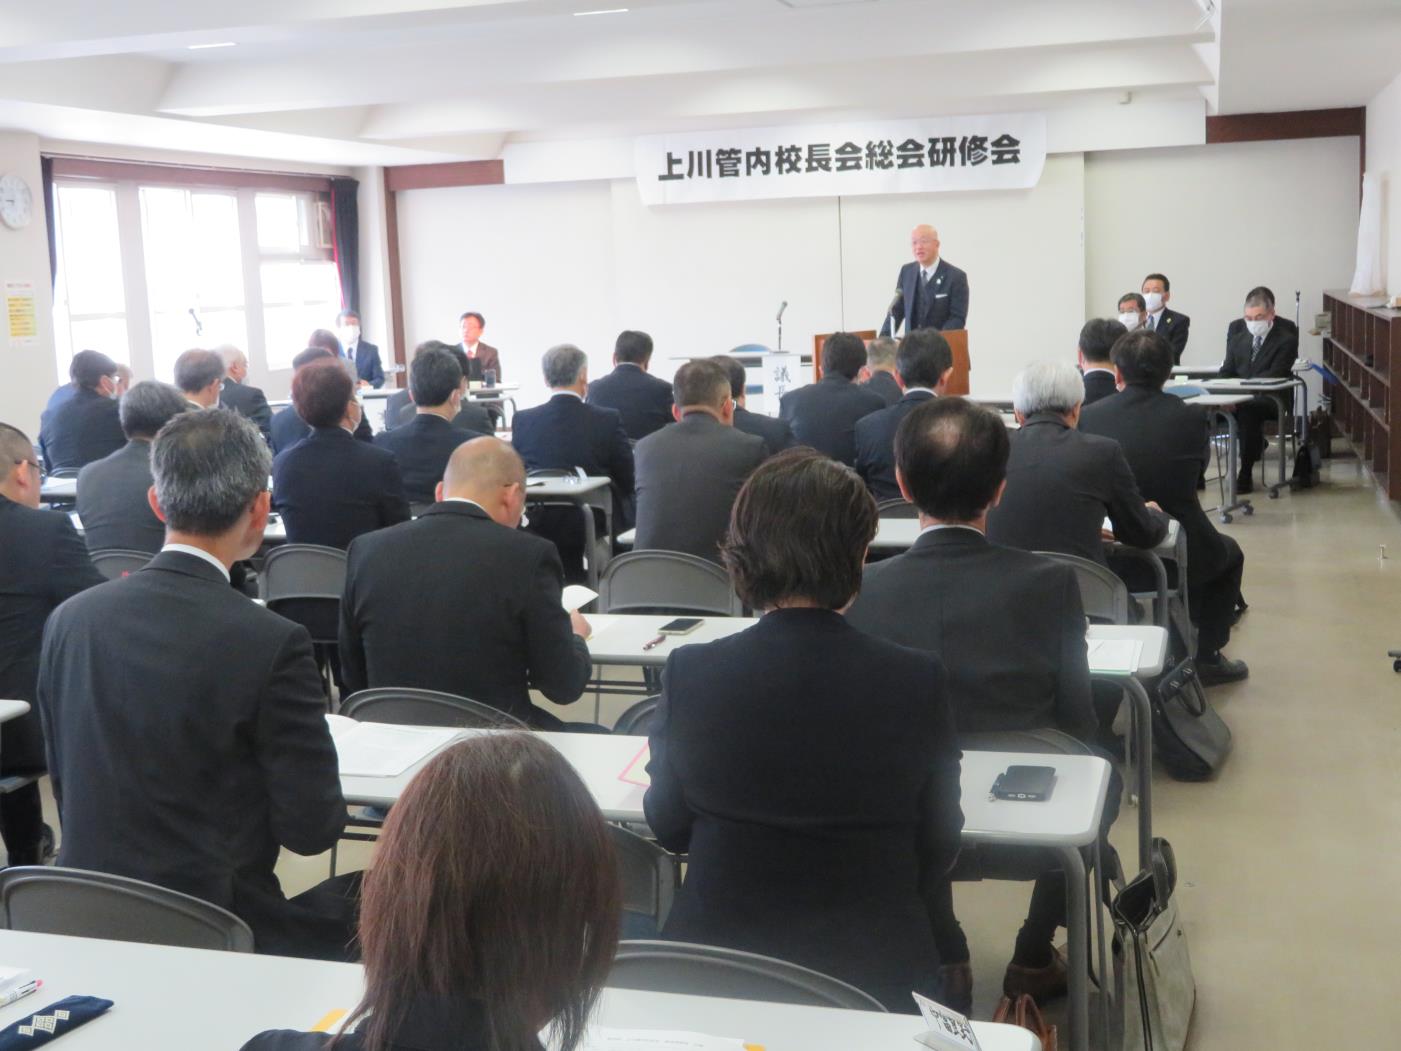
(1350, 171, 1384, 296)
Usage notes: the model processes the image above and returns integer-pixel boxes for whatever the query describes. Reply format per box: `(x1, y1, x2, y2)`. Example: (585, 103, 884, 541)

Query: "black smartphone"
(991, 765, 1056, 802)
(658, 617, 703, 635)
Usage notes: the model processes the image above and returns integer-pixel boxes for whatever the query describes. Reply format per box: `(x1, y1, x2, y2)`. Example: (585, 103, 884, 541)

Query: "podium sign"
(762, 353, 802, 409)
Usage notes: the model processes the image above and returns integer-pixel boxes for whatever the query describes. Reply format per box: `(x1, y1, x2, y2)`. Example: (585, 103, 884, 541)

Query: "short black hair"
(821, 332, 868, 380)
(1078, 318, 1127, 365)
(336, 309, 360, 325)
(459, 311, 485, 327)
(895, 397, 1009, 522)
(410, 348, 464, 407)
(292, 346, 336, 371)
(711, 355, 747, 399)
(292, 359, 355, 429)
(70, 349, 119, 390)
(1118, 292, 1146, 312)
(722, 448, 876, 611)
(173, 349, 225, 394)
(1111, 329, 1174, 389)
(119, 381, 191, 440)
(896, 329, 953, 389)
(614, 331, 654, 365)
(1142, 273, 1170, 292)
(672, 359, 730, 410)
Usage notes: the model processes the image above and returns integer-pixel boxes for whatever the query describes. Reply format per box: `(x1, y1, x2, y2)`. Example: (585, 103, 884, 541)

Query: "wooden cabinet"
(1322, 291, 1401, 498)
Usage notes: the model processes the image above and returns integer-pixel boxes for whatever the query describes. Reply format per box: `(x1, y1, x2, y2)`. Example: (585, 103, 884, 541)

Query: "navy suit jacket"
(39, 387, 125, 473)
(1148, 308, 1190, 363)
(586, 363, 675, 441)
(273, 427, 411, 549)
(219, 379, 274, 443)
(270, 404, 373, 456)
(880, 258, 969, 336)
(373, 414, 476, 506)
(864, 370, 903, 407)
(1221, 318, 1298, 379)
(1082, 368, 1118, 406)
(853, 389, 936, 501)
(733, 405, 795, 458)
(778, 374, 886, 468)
(511, 393, 636, 504)
(348, 340, 386, 389)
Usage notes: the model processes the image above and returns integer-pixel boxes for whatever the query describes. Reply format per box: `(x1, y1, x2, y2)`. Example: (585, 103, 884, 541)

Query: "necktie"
(1251, 334, 1263, 360)
(1148, 315, 1157, 332)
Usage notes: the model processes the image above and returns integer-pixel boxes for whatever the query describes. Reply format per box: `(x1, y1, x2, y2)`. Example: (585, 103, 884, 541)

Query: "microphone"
(885, 288, 903, 316)
(776, 301, 788, 322)
(187, 307, 203, 336)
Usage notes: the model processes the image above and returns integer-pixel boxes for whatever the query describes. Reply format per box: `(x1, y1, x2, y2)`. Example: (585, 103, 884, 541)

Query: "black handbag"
(1152, 659, 1231, 781)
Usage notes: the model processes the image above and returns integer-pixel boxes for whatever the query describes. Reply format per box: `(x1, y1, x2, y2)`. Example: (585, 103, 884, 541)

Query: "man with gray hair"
(76, 380, 192, 553)
(38, 409, 353, 959)
(988, 360, 1167, 567)
(217, 345, 273, 443)
(512, 344, 634, 581)
(173, 348, 226, 409)
(861, 337, 903, 407)
(1220, 285, 1299, 493)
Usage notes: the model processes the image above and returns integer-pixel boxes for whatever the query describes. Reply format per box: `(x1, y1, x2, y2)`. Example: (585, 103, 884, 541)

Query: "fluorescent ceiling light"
(573, 8, 628, 15)
(187, 41, 236, 50)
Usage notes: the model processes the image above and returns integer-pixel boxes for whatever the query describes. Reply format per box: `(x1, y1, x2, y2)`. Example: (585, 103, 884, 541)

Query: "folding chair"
(260, 544, 347, 700)
(89, 548, 154, 581)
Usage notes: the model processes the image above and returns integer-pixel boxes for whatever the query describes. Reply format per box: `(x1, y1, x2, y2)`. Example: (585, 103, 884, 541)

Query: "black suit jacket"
(36, 551, 346, 953)
(393, 400, 493, 436)
(372, 414, 477, 506)
(340, 502, 591, 727)
(880, 258, 970, 336)
(986, 413, 1167, 566)
(1080, 385, 1231, 585)
(271, 404, 373, 455)
(512, 393, 635, 507)
(75, 439, 166, 554)
(847, 529, 1096, 742)
(242, 997, 509, 1051)
(1147, 308, 1190, 363)
(220, 379, 274, 443)
(1221, 318, 1298, 379)
(732, 404, 795, 458)
(1081, 368, 1118, 406)
(633, 413, 765, 563)
(645, 608, 962, 1008)
(38, 387, 125, 473)
(853, 389, 936, 501)
(383, 388, 411, 431)
(349, 340, 386, 389)
(778, 374, 886, 467)
(0, 499, 102, 772)
(272, 427, 410, 549)
(586, 363, 675, 441)
(864, 370, 903, 407)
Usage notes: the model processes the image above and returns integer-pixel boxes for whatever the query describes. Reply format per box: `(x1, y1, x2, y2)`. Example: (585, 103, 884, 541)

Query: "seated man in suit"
(390, 343, 493, 435)
(713, 354, 794, 458)
(1078, 317, 1127, 406)
(273, 359, 410, 548)
(512, 344, 635, 579)
(847, 396, 1110, 1007)
(38, 349, 125, 473)
(77, 380, 192, 554)
(586, 329, 674, 441)
(174, 348, 226, 409)
(374, 346, 479, 507)
(341, 438, 594, 729)
(988, 360, 1167, 566)
(1221, 285, 1300, 494)
(337, 310, 385, 389)
(271, 347, 375, 454)
(218, 346, 273, 442)
(37, 410, 351, 959)
(1081, 330, 1248, 684)
(458, 311, 501, 382)
(0, 423, 103, 866)
(861, 337, 903, 407)
(633, 359, 765, 563)
(1142, 273, 1189, 363)
(779, 332, 886, 467)
(854, 328, 954, 502)
(1116, 292, 1146, 333)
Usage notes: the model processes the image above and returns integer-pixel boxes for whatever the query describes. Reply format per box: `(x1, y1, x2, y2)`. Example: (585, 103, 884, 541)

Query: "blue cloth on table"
(0, 996, 113, 1047)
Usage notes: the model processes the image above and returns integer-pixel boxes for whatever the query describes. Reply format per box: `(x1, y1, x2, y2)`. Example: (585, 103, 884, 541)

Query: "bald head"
(0, 423, 40, 509)
(911, 224, 940, 267)
(438, 436, 528, 528)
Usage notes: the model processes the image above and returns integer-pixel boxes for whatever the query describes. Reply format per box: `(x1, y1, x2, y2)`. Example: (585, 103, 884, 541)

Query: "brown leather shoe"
(1003, 945, 1068, 1002)
(936, 961, 973, 1016)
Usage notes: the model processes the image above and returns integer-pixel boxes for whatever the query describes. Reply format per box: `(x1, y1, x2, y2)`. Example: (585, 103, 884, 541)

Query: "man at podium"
(879, 224, 969, 336)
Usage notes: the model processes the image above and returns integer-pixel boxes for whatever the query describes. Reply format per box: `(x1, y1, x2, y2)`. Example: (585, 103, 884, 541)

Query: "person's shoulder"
(942, 259, 968, 279)
(238, 1029, 339, 1051)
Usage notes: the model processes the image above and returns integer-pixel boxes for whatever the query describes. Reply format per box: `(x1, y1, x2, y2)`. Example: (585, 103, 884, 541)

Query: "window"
(256, 193, 340, 371)
(51, 184, 129, 380)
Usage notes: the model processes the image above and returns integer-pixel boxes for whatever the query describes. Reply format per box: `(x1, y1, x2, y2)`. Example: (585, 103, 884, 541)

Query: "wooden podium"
(812, 329, 969, 396)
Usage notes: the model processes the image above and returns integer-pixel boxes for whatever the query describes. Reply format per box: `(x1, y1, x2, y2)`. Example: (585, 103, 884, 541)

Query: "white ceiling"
(0, 0, 1395, 169)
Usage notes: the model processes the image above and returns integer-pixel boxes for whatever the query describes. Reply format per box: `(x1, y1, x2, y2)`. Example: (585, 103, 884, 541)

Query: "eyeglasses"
(13, 459, 40, 476)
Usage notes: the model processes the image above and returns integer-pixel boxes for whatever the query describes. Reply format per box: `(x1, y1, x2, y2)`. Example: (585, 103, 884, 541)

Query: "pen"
(641, 634, 667, 651)
(0, 980, 41, 1007)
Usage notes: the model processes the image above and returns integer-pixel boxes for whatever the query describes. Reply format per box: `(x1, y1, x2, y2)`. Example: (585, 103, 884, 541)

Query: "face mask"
(1118, 312, 1142, 332)
(1244, 318, 1271, 339)
(339, 325, 359, 346)
(1143, 292, 1164, 313)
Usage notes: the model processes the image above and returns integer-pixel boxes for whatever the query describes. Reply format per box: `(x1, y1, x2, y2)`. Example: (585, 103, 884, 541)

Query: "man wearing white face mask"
(1141, 273, 1190, 363)
(1220, 286, 1299, 493)
(1116, 293, 1146, 333)
(336, 310, 385, 390)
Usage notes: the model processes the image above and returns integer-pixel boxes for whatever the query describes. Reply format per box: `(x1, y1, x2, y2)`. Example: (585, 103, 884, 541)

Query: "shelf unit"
(1322, 291, 1401, 498)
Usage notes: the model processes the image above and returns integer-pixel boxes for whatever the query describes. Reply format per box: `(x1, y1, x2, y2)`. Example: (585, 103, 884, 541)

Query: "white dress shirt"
(160, 543, 231, 582)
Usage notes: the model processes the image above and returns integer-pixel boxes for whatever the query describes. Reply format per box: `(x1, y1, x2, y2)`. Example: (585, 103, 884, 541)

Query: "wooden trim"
(1205, 107, 1365, 144)
(384, 160, 504, 192)
(384, 168, 407, 386)
(48, 156, 332, 193)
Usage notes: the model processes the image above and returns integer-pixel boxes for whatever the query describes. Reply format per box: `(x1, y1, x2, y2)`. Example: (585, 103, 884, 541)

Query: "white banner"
(635, 113, 1045, 206)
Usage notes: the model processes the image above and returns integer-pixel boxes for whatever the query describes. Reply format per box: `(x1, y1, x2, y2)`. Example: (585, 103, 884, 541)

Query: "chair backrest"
(340, 688, 528, 729)
(613, 696, 660, 736)
(610, 941, 886, 1012)
(261, 543, 347, 603)
(46, 468, 80, 480)
(960, 727, 1092, 756)
(599, 551, 742, 617)
(1164, 385, 1206, 399)
(89, 548, 155, 581)
(609, 826, 677, 928)
(875, 498, 919, 519)
(0, 866, 254, 952)
(1035, 550, 1130, 624)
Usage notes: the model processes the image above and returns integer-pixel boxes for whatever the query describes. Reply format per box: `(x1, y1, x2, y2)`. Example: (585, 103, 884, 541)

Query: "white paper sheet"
(562, 585, 598, 612)
(325, 716, 460, 777)
(1086, 638, 1143, 675)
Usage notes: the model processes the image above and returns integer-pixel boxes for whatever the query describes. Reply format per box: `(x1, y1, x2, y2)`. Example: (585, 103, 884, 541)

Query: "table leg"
(1057, 845, 1091, 1051)
(1267, 391, 1291, 498)
(1098, 674, 1153, 873)
(581, 503, 600, 589)
(1217, 409, 1252, 522)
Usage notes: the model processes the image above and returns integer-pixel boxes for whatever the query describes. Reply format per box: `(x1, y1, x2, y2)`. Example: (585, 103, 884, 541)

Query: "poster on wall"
(5, 282, 36, 346)
(636, 113, 1046, 206)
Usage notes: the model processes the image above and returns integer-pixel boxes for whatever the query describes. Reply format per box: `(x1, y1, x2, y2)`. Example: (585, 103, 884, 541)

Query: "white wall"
(1086, 137, 1359, 377)
(0, 131, 57, 438)
(1367, 71, 1401, 297)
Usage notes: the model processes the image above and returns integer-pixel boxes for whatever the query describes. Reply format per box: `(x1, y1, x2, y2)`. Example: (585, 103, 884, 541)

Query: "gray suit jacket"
(633, 412, 765, 563)
(75, 440, 165, 554)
